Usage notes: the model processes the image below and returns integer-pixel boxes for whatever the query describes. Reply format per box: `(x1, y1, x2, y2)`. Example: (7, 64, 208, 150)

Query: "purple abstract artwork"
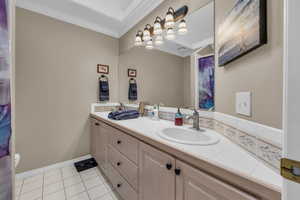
(198, 55, 214, 110)
(0, 0, 11, 158)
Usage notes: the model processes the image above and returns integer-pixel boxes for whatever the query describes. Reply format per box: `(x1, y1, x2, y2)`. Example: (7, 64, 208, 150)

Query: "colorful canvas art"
(0, 0, 11, 159)
(218, 0, 267, 66)
(198, 55, 214, 110)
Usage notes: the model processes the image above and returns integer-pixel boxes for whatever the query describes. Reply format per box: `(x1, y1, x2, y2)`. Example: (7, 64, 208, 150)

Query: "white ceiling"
(16, 0, 164, 38)
(155, 2, 214, 57)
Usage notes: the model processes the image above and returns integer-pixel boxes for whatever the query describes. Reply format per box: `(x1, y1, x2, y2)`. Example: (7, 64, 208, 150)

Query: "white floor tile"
(83, 176, 103, 190)
(80, 170, 98, 181)
(44, 169, 61, 178)
(19, 188, 42, 200)
(43, 181, 64, 196)
(43, 190, 66, 200)
(21, 181, 43, 194)
(62, 166, 78, 179)
(67, 192, 89, 200)
(44, 173, 62, 186)
(23, 174, 43, 184)
(88, 185, 110, 200)
(95, 193, 114, 200)
(65, 182, 86, 198)
(63, 175, 82, 188)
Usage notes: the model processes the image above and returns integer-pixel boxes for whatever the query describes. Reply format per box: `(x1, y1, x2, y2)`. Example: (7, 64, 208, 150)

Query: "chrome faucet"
(186, 109, 200, 131)
(118, 102, 125, 111)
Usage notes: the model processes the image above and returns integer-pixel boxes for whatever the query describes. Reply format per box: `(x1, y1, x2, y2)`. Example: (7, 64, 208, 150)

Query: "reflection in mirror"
(118, 1, 215, 111)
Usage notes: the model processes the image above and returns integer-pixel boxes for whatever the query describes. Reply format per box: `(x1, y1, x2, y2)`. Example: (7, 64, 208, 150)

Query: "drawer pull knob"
(175, 168, 181, 176)
(117, 162, 121, 166)
(166, 163, 172, 170)
(117, 183, 122, 188)
(117, 140, 122, 144)
(95, 123, 100, 126)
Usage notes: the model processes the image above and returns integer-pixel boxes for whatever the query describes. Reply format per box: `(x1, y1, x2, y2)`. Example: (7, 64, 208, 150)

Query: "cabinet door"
(90, 118, 99, 158)
(176, 160, 258, 200)
(97, 123, 109, 173)
(139, 143, 176, 200)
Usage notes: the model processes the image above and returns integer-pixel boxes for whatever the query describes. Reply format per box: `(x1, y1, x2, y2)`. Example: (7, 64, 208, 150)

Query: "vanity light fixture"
(143, 24, 152, 42)
(155, 35, 164, 45)
(166, 28, 176, 40)
(178, 19, 188, 35)
(134, 5, 188, 49)
(145, 39, 154, 49)
(153, 17, 163, 35)
(165, 7, 175, 29)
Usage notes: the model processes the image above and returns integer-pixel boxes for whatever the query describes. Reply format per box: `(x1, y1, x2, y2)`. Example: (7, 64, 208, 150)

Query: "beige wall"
(183, 56, 191, 107)
(215, 0, 283, 129)
(15, 8, 119, 172)
(118, 47, 184, 107)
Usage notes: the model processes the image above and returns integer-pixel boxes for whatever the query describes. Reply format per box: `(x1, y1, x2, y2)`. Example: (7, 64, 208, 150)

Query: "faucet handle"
(193, 109, 199, 115)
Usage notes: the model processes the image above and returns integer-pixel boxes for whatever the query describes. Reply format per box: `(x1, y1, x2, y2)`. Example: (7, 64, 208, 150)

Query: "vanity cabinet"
(139, 143, 176, 200)
(91, 117, 276, 200)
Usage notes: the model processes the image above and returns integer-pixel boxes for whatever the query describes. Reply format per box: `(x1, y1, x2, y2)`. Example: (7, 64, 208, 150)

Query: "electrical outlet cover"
(236, 92, 251, 116)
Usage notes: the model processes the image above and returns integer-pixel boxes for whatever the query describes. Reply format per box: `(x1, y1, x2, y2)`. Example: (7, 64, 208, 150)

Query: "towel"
(108, 110, 139, 120)
(128, 82, 137, 101)
(99, 80, 109, 101)
(0, 105, 11, 158)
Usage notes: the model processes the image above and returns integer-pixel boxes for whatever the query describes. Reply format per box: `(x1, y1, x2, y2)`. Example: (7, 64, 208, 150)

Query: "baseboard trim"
(16, 154, 92, 179)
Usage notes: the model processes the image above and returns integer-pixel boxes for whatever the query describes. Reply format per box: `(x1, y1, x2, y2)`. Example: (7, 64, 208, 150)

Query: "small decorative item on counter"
(153, 104, 160, 121)
(175, 107, 183, 126)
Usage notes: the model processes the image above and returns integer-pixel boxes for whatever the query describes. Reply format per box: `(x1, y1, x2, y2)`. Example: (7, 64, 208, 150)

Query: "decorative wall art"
(218, 0, 267, 66)
(0, 0, 12, 198)
(97, 64, 109, 74)
(198, 55, 215, 110)
(128, 69, 137, 78)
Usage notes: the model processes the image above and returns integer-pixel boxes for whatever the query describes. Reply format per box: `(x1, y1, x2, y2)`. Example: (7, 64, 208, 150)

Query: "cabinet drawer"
(108, 145, 138, 191)
(107, 164, 138, 200)
(108, 127, 138, 164)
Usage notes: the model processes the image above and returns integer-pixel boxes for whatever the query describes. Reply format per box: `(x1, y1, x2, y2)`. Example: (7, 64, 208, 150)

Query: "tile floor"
(15, 166, 121, 200)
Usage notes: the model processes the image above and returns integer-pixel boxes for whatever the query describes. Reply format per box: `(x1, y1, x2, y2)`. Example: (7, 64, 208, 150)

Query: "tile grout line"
(17, 178, 24, 200)
(79, 171, 92, 200)
(41, 173, 45, 200)
(60, 168, 68, 200)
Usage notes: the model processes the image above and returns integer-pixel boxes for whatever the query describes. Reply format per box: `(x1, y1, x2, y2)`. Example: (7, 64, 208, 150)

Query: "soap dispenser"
(175, 107, 183, 126)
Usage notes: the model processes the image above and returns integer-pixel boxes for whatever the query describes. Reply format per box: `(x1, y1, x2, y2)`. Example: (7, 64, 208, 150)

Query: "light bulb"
(166, 28, 175, 40)
(134, 35, 143, 46)
(165, 8, 175, 28)
(145, 39, 153, 49)
(143, 29, 151, 42)
(155, 35, 164, 46)
(178, 19, 188, 35)
(153, 22, 162, 35)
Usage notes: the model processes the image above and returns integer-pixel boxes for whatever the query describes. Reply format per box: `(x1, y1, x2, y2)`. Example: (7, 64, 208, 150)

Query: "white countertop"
(92, 111, 282, 190)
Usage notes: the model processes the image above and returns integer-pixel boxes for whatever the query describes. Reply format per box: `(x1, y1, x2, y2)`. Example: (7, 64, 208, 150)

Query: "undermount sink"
(157, 127, 220, 145)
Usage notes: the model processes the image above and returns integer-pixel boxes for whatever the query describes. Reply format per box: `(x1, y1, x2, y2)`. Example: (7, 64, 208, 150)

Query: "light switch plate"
(236, 92, 251, 116)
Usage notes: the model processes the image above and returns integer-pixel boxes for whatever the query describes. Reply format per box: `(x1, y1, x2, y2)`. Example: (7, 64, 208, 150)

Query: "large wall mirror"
(118, 1, 215, 111)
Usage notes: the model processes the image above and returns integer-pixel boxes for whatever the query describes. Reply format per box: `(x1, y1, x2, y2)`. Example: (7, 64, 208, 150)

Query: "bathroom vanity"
(90, 112, 281, 200)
